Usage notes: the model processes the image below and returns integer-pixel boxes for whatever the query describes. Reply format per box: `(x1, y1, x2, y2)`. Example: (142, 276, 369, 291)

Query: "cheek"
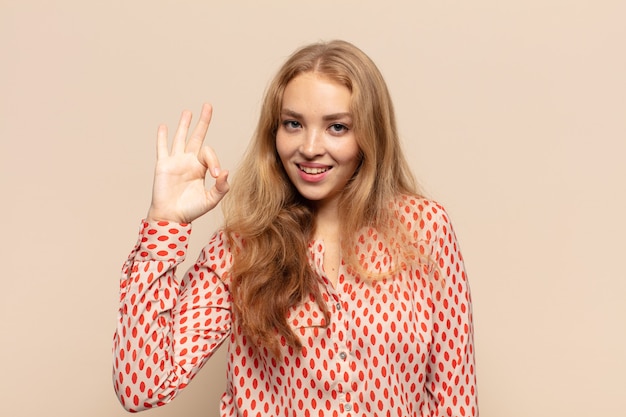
(340, 139, 361, 167)
(275, 134, 289, 163)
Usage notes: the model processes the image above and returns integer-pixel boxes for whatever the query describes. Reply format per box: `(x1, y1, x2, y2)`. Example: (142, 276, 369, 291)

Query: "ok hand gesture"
(146, 103, 229, 224)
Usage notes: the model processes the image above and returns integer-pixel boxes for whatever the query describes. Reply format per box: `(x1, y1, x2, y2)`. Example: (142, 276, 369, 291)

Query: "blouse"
(113, 196, 478, 416)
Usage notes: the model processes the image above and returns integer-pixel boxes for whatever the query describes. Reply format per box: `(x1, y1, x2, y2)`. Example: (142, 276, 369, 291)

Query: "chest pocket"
(286, 295, 328, 332)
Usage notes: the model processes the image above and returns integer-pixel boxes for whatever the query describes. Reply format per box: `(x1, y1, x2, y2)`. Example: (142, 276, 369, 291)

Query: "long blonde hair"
(223, 40, 420, 356)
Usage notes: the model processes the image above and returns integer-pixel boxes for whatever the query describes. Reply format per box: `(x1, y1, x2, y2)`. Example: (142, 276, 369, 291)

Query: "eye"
(282, 120, 301, 131)
(329, 123, 349, 134)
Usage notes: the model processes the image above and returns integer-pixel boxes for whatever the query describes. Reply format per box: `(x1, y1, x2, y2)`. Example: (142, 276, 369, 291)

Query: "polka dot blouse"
(113, 196, 478, 416)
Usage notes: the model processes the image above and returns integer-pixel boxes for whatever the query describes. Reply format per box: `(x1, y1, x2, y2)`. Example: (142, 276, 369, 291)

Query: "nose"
(300, 128, 324, 158)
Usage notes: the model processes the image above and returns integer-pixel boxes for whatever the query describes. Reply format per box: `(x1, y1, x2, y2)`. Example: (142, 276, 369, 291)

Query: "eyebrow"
(281, 108, 352, 122)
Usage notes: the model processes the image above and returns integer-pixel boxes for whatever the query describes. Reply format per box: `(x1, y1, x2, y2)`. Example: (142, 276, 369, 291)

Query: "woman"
(113, 40, 478, 416)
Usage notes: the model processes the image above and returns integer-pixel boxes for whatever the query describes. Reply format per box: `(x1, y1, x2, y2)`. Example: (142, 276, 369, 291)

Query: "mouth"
(298, 164, 331, 175)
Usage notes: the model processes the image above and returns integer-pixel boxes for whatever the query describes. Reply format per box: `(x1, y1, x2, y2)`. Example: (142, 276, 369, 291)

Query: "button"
(344, 404, 352, 411)
(336, 302, 342, 310)
(339, 352, 347, 360)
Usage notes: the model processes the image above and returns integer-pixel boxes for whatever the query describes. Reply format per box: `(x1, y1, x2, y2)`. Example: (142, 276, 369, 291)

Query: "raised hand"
(146, 103, 229, 224)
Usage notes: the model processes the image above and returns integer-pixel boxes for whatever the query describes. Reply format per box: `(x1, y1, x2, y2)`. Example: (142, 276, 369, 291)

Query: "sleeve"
(112, 220, 232, 412)
(425, 204, 478, 417)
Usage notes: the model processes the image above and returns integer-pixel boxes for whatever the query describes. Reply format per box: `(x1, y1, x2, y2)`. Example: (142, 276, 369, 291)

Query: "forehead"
(282, 72, 352, 115)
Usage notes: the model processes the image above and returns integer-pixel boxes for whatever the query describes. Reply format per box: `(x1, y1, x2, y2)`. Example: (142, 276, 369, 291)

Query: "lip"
(296, 163, 332, 183)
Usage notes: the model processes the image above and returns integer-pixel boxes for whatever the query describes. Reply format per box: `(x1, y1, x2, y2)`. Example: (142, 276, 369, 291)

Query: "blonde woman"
(113, 40, 478, 416)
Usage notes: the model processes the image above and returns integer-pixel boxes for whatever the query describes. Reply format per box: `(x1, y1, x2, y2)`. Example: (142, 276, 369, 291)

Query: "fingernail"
(213, 167, 221, 176)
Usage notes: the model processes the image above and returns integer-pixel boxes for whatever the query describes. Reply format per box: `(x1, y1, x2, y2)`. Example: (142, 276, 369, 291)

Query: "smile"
(298, 165, 330, 175)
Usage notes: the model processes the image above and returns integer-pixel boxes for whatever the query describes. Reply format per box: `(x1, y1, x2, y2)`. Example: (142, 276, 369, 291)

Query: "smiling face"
(276, 72, 361, 212)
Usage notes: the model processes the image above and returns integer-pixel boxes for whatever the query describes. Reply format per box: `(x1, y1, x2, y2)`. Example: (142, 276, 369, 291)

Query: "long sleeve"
(424, 204, 478, 416)
(113, 198, 478, 417)
(112, 220, 232, 412)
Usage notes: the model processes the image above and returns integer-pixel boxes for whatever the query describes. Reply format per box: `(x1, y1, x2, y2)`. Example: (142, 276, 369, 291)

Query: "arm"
(425, 204, 478, 417)
(113, 104, 231, 411)
(112, 221, 232, 411)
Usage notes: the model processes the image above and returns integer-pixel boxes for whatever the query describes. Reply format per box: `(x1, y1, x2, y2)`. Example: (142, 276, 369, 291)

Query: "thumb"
(214, 170, 229, 195)
(206, 170, 229, 207)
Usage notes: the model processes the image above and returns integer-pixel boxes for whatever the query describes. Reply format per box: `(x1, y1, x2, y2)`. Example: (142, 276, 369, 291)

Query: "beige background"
(1, 1, 625, 416)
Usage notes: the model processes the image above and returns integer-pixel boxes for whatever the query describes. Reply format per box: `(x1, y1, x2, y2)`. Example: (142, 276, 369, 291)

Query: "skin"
(276, 73, 361, 285)
(276, 72, 361, 215)
(147, 74, 361, 286)
(146, 103, 229, 224)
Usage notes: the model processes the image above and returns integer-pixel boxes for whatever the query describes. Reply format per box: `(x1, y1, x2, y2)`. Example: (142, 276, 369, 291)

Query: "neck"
(313, 200, 341, 240)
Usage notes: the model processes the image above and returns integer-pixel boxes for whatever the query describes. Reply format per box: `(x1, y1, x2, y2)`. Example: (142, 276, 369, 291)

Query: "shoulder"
(391, 195, 466, 284)
(392, 194, 453, 240)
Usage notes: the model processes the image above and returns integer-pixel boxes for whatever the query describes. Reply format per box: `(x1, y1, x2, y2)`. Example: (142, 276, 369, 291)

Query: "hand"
(146, 103, 229, 223)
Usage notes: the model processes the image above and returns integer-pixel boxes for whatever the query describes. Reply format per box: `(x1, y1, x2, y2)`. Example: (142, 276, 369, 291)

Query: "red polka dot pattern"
(113, 197, 478, 416)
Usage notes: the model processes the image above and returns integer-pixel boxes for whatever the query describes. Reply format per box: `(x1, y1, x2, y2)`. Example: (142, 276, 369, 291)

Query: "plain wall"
(1, 1, 625, 416)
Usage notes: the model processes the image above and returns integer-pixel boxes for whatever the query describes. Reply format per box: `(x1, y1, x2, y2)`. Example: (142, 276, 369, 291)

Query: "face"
(276, 72, 361, 211)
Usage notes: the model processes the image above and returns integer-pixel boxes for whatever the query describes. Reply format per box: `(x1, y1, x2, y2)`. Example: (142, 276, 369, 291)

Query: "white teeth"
(299, 165, 329, 174)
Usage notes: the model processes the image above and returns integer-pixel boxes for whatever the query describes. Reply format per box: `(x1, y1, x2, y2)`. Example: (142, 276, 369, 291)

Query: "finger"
(186, 103, 213, 155)
(198, 144, 222, 177)
(156, 124, 168, 159)
(206, 170, 230, 206)
(172, 109, 192, 155)
(215, 170, 230, 194)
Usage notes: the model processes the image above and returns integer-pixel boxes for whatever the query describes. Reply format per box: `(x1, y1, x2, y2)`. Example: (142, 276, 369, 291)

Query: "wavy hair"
(222, 40, 420, 356)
